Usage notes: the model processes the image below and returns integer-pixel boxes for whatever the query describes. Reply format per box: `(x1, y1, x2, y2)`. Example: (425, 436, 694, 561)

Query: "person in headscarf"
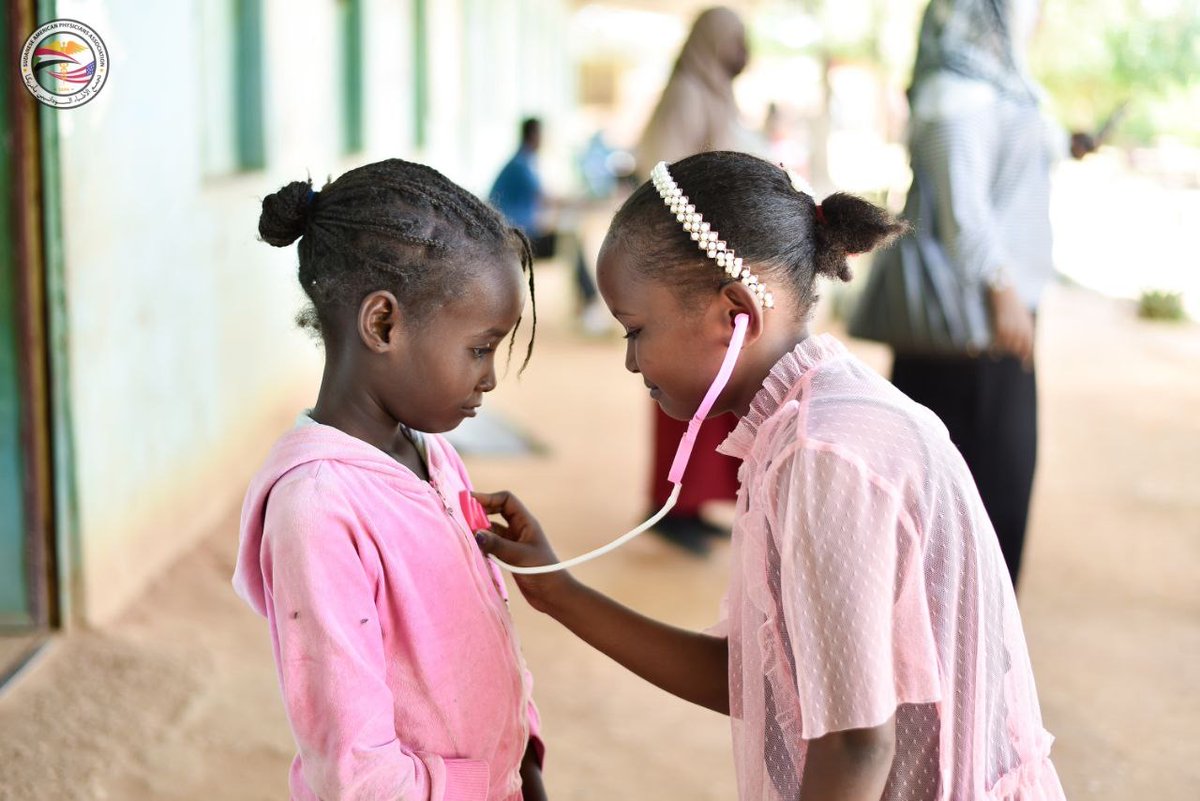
(637, 6, 755, 169)
(636, 6, 762, 555)
(851, 0, 1094, 588)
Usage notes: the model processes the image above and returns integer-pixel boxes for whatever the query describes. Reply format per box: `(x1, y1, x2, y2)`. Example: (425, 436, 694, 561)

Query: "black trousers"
(891, 353, 1038, 588)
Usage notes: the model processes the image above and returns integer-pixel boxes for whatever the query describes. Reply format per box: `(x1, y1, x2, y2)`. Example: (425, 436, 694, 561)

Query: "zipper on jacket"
(427, 480, 532, 768)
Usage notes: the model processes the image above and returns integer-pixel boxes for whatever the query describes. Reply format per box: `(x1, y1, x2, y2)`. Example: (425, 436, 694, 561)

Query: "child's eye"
(622, 328, 641, 341)
(472, 346, 495, 359)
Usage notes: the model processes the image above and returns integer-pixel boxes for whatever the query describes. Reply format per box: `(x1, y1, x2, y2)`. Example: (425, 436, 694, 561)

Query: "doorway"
(1, 1, 60, 686)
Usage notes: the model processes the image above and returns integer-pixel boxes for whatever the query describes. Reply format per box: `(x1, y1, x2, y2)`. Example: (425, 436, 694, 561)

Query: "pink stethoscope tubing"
(490, 313, 750, 575)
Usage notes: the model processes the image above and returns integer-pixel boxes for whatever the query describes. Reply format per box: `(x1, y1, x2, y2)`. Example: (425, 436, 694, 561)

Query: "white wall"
(52, 0, 574, 624)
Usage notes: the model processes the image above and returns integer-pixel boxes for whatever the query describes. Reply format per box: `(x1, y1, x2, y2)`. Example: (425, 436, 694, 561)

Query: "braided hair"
(608, 151, 905, 318)
(259, 158, 537, 369)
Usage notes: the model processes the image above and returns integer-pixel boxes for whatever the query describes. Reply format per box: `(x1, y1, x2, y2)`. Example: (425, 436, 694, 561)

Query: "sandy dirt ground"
(1, 269, 1197, 801)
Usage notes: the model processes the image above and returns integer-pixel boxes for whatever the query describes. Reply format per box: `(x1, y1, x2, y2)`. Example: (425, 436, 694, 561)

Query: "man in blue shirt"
(490, 118, 604, 332)
(490, 118, 543, 236)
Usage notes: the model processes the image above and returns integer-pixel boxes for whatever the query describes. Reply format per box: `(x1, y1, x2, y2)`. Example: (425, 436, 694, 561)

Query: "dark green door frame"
(0, 1, 33, 628)
(34, 0, 79, 627)
(0, 0, 72, 650)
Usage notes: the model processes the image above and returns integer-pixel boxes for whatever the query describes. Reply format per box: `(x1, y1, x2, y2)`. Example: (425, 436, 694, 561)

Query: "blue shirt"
(488, 148, 541, 235)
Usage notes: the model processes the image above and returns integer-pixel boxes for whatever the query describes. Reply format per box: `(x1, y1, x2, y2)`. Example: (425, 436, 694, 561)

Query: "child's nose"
(624, 340, 640, 374)
(479, 364, 497, 392)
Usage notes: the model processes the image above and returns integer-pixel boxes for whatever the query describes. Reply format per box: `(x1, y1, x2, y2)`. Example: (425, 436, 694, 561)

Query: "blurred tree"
(1032, 0, 1200, 145)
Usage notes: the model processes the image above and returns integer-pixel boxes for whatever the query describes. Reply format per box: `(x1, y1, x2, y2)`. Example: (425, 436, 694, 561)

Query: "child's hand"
(472, 490, 575, 613)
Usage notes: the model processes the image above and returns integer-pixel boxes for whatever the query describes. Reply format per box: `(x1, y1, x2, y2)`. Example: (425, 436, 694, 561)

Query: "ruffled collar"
(717, 333, 848, 459)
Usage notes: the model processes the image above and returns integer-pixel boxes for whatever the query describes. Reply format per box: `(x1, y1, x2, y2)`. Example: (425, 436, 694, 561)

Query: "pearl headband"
(651, 161, 774, 310)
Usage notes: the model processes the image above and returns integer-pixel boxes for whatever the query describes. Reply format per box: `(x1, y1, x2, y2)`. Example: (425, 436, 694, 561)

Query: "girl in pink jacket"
(477, 152, 1066, 801)
(234, 160, 545, 801)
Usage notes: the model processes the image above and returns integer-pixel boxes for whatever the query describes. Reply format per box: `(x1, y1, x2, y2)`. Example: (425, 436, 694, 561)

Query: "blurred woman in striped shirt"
(852, 0, 1095, 588)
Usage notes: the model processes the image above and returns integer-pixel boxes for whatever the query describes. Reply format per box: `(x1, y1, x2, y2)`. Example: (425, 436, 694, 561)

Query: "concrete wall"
(52, 0, 574, 624)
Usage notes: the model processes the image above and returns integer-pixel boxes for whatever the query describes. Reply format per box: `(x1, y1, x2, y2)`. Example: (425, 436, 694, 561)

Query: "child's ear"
(358, 291, 404, 352)
(716, 281, 765, 345)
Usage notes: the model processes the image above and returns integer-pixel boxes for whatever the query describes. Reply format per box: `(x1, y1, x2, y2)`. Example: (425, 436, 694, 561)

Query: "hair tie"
(814, 204, 826, 225)
(306, 188, 319, 208)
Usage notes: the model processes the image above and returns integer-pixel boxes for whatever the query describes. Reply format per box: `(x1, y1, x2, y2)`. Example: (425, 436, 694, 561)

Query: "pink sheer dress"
(712, 334, 1066, 800)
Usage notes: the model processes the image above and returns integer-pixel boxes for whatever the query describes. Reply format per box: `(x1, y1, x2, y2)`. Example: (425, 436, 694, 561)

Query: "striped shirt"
(904, 83, 1057, 310)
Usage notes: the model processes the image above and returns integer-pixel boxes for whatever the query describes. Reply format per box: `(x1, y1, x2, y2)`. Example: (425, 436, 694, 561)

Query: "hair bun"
(814, 192, 907, 282)
(259, 179, 315, 247)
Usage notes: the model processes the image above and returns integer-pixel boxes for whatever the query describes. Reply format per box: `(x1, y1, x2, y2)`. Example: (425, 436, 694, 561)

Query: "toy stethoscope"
(461, 313, 750, 575)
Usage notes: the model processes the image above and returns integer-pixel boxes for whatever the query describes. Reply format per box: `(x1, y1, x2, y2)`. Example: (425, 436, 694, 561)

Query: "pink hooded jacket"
(233, 418, 542, 801)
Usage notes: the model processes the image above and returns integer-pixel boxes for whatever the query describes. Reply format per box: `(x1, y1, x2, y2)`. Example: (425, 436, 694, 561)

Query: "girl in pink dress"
(234, 160, 545, 801)
(475, 151, 1066, 800)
